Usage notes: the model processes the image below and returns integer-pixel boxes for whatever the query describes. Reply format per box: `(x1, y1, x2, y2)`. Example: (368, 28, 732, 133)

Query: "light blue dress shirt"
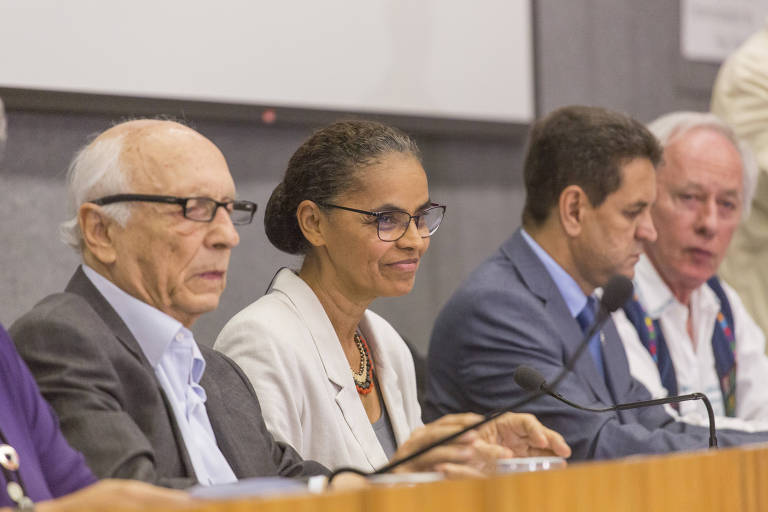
(520, 229, 589, 317)
(82, 265, 237, 486)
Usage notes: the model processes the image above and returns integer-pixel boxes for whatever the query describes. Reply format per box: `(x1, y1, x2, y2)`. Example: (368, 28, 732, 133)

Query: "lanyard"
(0, 427, 33, 510)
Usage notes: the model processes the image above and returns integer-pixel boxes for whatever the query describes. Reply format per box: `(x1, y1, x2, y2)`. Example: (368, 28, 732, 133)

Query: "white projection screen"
(0, 0, 533, 123)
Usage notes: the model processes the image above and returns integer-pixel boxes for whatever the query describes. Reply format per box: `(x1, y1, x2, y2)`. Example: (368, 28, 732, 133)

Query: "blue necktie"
(576, 296, 607, 382)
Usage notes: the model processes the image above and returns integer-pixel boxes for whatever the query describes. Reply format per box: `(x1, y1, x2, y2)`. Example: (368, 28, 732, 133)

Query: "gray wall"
(0, 0, 720, 354)
(0, 112, 524, 351)
(535, 0, 716, 118)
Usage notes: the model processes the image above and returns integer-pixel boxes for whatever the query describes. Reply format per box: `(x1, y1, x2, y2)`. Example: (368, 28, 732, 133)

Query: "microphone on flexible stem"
(513, 366, 718, 448)
(325, 275, 635, 483)
(545, 274, 634, 393)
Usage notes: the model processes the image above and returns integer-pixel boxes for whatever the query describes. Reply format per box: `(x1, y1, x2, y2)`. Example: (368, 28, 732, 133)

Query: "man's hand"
(388, 413, 514, 478)
(477, 412, 571, 458)
(385, 412, 570, 479)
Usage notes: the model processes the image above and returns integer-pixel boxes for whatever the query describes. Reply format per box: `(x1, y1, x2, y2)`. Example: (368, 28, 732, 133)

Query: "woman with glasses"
(215, 120, 569, 475)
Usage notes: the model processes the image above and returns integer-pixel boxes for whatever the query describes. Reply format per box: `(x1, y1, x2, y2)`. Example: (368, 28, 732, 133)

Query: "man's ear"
(78, 203, 119, 264)
(296, 200, 327, 248)
(558, 185, 589, 237)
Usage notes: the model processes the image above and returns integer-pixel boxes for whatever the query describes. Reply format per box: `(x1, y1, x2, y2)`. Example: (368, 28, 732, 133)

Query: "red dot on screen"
(261, 109, 277, 124)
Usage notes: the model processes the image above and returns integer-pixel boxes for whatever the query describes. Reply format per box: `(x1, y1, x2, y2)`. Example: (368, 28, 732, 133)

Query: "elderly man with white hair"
(0, 102, 204, 509)
(614, 111, 768, 431)
(10, 119, 331, 488)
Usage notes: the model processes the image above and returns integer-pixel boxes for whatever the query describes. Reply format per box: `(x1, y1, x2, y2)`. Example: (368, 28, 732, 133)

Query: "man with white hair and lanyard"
(615, 111, 768, 431)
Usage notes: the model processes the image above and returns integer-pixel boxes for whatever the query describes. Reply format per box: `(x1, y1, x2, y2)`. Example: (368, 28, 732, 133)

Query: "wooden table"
(122, 443, 768, 511)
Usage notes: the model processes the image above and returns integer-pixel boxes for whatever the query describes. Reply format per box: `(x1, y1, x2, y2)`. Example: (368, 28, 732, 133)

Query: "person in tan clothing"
(711, 22, 768, 341)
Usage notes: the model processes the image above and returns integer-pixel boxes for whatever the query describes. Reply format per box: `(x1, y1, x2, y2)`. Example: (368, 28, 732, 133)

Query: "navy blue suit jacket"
(425, 229, 768, 459)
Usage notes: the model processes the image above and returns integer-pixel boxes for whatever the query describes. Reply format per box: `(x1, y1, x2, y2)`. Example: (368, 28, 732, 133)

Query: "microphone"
(513, 365, 548, 391)
(544, 274, 634, 394)
(325, 275, 635, 482)
(600, 274, 636, 316)
(514, 366, 718, 448)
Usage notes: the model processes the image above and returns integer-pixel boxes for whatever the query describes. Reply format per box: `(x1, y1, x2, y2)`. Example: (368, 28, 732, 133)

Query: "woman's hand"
(389, 413, 510, 478)
(388, 412, 570, 478)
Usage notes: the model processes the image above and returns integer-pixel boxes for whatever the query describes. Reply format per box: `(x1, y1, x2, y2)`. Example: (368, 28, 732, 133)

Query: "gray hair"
(59, 134, 133, 251)
(647, 111, 758, 219)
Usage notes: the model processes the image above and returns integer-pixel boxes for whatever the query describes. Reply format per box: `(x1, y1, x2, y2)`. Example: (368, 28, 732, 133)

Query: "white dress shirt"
(614, 255, 768, 431)
(83, 265, 237, 485)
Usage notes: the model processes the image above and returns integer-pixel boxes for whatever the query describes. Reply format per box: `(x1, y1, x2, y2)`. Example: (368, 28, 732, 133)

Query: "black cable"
(327, 275, 632, 484)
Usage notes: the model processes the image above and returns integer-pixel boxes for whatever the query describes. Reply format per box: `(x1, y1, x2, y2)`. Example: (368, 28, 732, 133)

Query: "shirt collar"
(521, 229, 588, 318)
(633, 254, 676, 318)
(633, 254, 719, 318)
(82, 264, 188, 366)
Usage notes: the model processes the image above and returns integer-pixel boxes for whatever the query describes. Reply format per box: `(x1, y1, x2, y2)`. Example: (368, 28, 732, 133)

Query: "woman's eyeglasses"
(321, 203, 446, 242)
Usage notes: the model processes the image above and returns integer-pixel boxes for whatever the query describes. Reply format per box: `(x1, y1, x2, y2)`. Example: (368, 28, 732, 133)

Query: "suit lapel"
(602, 318, 631, 406)
(66, 267, 149, 365)
(200, 366, 246, 478)
(504, 232, 614, 404)
(271, 269, 388, 470)
(65, 266, 197, 478)
(157, 379, 197, 477)
(543, 289, 614, 404)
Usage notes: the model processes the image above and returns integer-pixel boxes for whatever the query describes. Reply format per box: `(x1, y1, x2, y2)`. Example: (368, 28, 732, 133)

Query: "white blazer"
(214, 268, 423, 471)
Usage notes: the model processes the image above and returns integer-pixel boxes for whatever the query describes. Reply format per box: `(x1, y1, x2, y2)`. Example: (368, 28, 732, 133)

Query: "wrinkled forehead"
(661, 127, 744, 184)
(99, 120, 234, 195)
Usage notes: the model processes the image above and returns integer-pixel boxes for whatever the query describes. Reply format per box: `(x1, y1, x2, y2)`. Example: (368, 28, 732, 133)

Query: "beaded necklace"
(351, 332, 374, 395)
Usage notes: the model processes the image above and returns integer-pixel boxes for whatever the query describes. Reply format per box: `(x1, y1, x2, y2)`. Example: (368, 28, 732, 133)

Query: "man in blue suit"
(425, 106, 768, 460)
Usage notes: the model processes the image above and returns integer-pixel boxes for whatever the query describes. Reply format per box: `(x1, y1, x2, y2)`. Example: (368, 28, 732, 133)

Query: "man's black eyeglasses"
(321, 203, 446, 242)
(90, 194, 258, 225)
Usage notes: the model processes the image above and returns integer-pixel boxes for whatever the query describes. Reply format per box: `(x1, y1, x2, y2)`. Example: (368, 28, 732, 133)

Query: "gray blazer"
(10, 268, 327, 488)
(425, 229, 768, 459)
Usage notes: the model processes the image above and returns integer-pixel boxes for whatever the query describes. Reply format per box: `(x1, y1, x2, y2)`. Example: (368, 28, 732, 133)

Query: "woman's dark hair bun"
(264, 119, 421, 255)
(264, 181, 305, 255)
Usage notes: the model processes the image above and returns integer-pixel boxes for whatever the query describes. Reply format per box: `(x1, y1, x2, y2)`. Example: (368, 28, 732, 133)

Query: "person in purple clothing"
(0, 323, 194, 511)
(0, 322, 96, 505)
